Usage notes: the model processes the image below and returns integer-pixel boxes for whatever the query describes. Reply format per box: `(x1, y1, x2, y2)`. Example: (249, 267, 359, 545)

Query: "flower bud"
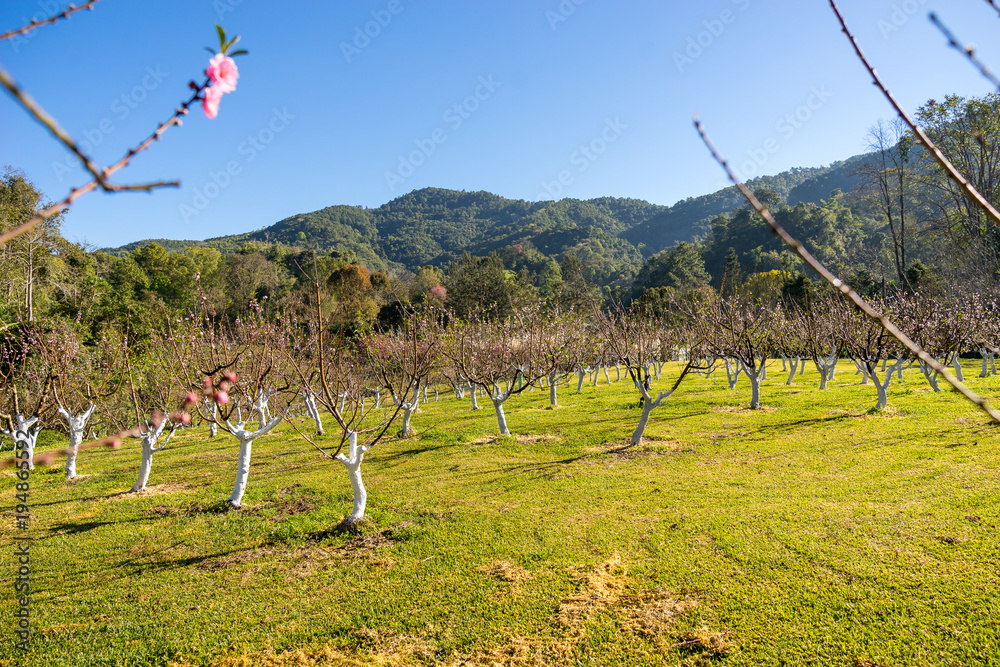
(214, 390, 229, 405)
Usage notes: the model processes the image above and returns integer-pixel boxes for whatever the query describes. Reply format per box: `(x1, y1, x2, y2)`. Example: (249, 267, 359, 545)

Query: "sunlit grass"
(2, 360, 999, 666)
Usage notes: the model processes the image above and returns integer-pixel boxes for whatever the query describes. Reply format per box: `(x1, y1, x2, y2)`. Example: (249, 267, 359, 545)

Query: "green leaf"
(216, 24, 226, 51)
(204, 46, 216, 55)
(229, 49, 248, 57)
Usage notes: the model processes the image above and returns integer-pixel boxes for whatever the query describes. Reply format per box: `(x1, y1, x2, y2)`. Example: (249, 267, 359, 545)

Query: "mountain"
(103, 156, 867, 286)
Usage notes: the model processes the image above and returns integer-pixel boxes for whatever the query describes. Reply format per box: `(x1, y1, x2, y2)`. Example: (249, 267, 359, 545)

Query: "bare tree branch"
(693, 114, 1000, 424)
(0, 0, 101, 42)
(828, 0, 1000, 229)
(0, 79, 209, 247)
(929, 12, 1000, 90)
(984, 0, 1000, 19)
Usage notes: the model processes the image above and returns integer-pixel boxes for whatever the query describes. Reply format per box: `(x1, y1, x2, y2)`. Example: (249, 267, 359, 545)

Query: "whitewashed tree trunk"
(225, 414, 283, 508)
(2, 415, 40, 471)
(58, 404, 95, 480)
(205, 399, 219, 438)
(615, 364, 622, 381)
(303, 391, 323, 435)
(951, 352, 965, 382)
(603, 366, 611, 384)
(492, 390, 511, 435)
(919, 360, 941, 392)
(470, 387, 480, 410)
(548, 371, 564, 406)
(853, 359, 870, 385)
(335, 430, 370, 526)
(131, 419, 179, 493)
(576, 368, 587, 393)
(421, 384, 428, 404)
(724, 359, 741, 389)
(253, 388, 276, 430)
(785, 358, 799, 385)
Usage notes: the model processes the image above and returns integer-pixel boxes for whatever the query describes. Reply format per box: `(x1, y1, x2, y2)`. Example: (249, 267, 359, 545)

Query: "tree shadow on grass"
(752, 414, 853, 433)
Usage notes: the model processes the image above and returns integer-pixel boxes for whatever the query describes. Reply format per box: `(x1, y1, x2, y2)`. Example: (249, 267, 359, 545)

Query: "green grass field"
(3, 361, 1000, 666)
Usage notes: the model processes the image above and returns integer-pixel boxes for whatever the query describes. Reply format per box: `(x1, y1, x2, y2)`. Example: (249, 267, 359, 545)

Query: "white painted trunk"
(549, 372, 560, 406)
(951, 352, 965, 382)
(493, 396, 510, 436)
(785, 358, 798, 385)
(336, 431, 370, 526)
(229, 439, 253, 507)
(604, 366, 611, 383)
(470, 388, 480, 410)
(225, 415, 282, 508)
(59, 404, 95, 480)
(919, 360, 941, 392)
(133, 443, 154, 492)
(577, 370, 586, 393)
(749, 375, 761, 409)
(631, 401, 655, 446)
(304, 393, 324, 435)
(616, 365, 621, 381)
(399, 403, 416, 436)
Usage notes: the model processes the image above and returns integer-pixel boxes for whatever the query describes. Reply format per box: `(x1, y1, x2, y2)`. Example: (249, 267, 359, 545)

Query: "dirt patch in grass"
(197, 546, 275, 571)
(477, 560, 531, 593)
(587, 439, 690, 461)
(618, 588, 699, 638)
(112, 483, 190, 499)
(467, 434, 563, 447)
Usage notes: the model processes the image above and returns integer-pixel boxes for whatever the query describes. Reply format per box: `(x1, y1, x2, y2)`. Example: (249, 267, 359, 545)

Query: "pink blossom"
(202, 84, 223, 119)
(206, 53, 239, 93)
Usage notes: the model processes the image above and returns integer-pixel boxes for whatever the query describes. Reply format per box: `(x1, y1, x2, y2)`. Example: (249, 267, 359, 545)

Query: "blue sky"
(1, 0, 998, 249)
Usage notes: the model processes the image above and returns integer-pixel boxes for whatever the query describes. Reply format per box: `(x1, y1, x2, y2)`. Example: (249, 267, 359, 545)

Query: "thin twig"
(985, 0, 1000, 19)
(693, 114, 1000, 424)
(929, 13, 1000, 90)
(828, 0, 1000, 229)
(0, 0, 101, 42)
(0, 79, 209, 248)
(0, 63, 109, 189)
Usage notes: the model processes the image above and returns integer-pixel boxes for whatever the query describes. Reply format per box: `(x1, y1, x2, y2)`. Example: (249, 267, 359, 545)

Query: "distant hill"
(102, 156, 866, 286)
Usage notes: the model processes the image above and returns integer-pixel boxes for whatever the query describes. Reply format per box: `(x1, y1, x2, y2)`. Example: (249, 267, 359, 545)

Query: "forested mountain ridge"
(103, 157, 864, 286)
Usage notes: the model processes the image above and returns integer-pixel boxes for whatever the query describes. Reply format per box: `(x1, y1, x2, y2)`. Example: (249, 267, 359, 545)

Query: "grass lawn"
(2, 360, 1000, 666)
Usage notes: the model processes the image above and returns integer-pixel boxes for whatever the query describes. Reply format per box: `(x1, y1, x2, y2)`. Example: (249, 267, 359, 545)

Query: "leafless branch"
(693, 114, 1000, 424)
(0, 0, 101, 42)
(984, 0, 1000, 19)
(828, 0, 1000, 229)
(0, 79, 208, 247)
(929, 12, 1000, 90)
(0, 62, 110, 189)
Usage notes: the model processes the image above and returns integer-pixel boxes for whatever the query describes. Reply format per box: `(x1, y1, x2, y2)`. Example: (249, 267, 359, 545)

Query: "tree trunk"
(631, 400, 655, 446)
(399, 402, 416, 437)
(493, 395, 510, 435)
(336, 431, 370, 526)
(470, 387, 480, 410)
(549, 372, 560, 406)
(951, 352, 965, 382)
(577, 369, 586, 393)
(785, 358, 798, 385)
(59, 404, 95, 480)
(3, 415, 40, 471)
(229, 439, 253, 507)
(132, 441, 154, 492)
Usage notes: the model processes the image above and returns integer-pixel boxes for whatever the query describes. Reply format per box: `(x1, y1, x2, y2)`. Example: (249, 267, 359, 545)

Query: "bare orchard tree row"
(3, 289, 1000, 526)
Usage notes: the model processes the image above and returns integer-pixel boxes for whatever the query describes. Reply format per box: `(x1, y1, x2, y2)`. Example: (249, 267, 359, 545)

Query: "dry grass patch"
(476, 560, 531, 593)
(466, 434, 563, 447)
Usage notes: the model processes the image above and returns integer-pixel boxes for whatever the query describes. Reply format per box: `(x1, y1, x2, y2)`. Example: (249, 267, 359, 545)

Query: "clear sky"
(1, 0, 998, 249)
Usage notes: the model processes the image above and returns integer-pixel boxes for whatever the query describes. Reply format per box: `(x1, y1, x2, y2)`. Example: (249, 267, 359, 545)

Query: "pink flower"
(206, 53, 239, 93)
(202, 84, 223, 119)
